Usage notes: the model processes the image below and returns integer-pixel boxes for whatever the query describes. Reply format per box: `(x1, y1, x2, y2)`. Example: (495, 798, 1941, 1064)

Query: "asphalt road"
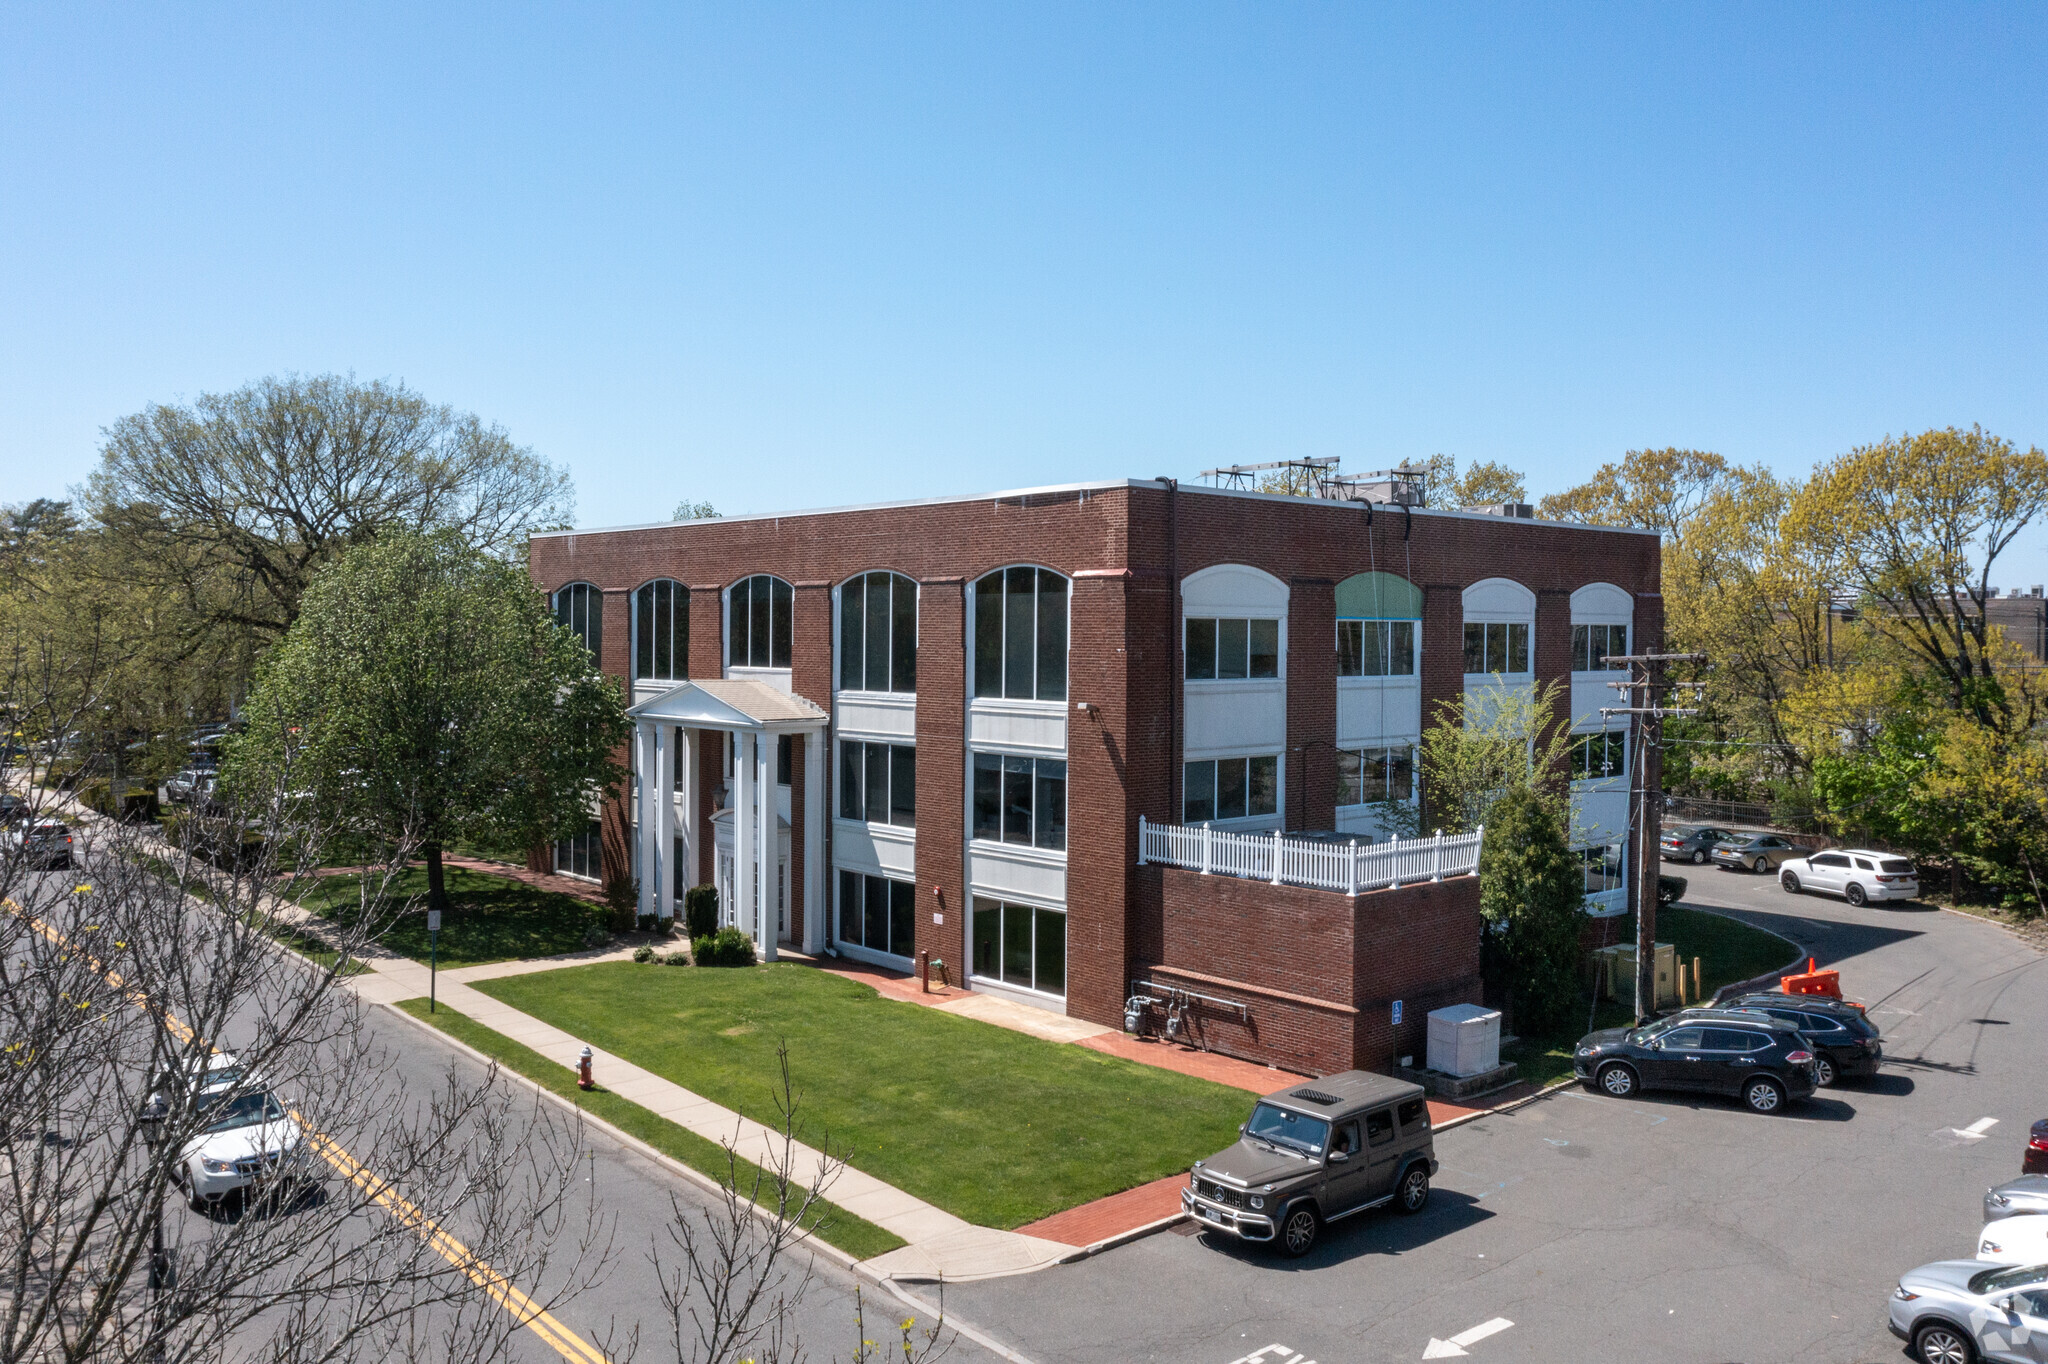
(12, 844, 1006, 1364)
(939, 868, 2048, 1364)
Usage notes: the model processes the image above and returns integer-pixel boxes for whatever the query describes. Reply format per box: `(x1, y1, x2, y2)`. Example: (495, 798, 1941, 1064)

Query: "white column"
(678, 727, 697, 900)
(802, 728, 825, 954)
(636, 721, 657, 921)
(735, 731, 756, 944)
(656, 724, 676, 921)
(758, 732, 778, 962)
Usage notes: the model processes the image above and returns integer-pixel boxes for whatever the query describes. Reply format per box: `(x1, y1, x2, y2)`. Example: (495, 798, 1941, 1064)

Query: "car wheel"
(189, 1192, 209, 1214)
(1396, 1165, 1430, 1214)
(1743, 1077, 1786, 1114)
(1781, 871, 1801, 893)
(1279, 1204, 1319, 1257)
(1845, 883, 1867, 907)
(1912, 1321, 1976, 1364)
(1598, 1063, 1638, 1098)
(1814, 1054, 1837, 1087)
(1691, 849, 1706, 865)
(1752, 856, 1768, 874)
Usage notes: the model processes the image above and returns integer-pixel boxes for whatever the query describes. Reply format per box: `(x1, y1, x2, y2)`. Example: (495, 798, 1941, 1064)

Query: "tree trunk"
(425, 842, 450, 917)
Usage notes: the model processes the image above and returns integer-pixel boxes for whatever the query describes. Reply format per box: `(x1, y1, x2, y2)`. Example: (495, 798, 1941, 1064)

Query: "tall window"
(838, 740, 915, 827)
(1336, 746, 1415, 805)
(971, 754, 1066, 849)
(1572, 623, 1628, 671)
(972, 567, 1067, 701)
(553, 583, 601, 662)
(1572, 730, 1627, 780)
(839, 572, 917, 694)
(837, 870, 916, 959)
(971, 898, 1065, 997)
(1185, 618, 1280, 680)
(634, 580, 688, 680)
(1462, 622, 1530, 674)
(1337, 620, 1417, 677)
(1183, 756, 1278, 823)
(727, 575, 793, 669)
(555, 818, 602, 880)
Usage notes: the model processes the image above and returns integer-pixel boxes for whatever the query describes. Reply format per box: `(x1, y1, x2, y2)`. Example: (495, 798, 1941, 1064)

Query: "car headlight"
(1248, 1196, 1264, 1210)
(1894, 1286, 1919, 1301)
(1982, 1241, 2002, 1255)
(1575, 1045, 1597, 1057)
(200, 1157, 234, 1174)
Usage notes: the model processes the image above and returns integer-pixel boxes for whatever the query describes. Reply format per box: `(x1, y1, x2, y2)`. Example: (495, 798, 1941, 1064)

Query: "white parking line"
(1964, 1116, 2000, 1136)
(1226, 1345, 1316, 1364)
(1423, 1317, 1514, 1357)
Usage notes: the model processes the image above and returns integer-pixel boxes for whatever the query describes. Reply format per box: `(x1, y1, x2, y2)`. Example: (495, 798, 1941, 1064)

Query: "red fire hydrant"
(577, 1045, 594, 1091)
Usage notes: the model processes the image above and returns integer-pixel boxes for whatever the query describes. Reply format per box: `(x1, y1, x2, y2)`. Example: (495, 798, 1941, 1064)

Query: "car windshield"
(1881, 859, 1915, 873)
(1244, 1103, 1329, 1156)
(198, 1091, 285, 1133)
(1970, 1264, 2048, 1295)
(1632, 1018, 1679, 1041)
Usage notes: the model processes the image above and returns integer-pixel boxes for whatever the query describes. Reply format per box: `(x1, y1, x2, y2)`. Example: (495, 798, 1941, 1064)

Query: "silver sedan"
(1889, 1259, 2048, 1364)
(1989, 1177, 2048, 1223)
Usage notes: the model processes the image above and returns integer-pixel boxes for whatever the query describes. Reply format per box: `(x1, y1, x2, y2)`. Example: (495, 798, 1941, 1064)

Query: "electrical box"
(1604, 942, 1679, 1007)
(1426, 1003, 1502, 1078)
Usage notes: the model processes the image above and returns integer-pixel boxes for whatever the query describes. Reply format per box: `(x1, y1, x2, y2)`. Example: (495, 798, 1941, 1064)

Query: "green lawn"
(131, 850, 367, 975)
(1505, 904, 1801, 1088)
(394, 998, 904, 1261)
(291, 866, 611, 966)
(473, 962, 1251, 1229)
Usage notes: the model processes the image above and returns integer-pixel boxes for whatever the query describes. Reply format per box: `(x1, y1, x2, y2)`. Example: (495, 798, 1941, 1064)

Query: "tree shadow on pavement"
(1700, 903, 1926, 974)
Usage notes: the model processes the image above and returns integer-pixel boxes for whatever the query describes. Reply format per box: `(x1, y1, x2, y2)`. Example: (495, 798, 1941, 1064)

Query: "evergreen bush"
(682, 883, 719, 941)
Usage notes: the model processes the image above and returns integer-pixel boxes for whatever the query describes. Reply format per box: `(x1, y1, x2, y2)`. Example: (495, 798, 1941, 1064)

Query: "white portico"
(625, 678, 829, 957)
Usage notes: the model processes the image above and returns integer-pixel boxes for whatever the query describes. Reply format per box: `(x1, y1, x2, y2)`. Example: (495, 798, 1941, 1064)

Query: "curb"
(1057, 1209, 1189, 1263)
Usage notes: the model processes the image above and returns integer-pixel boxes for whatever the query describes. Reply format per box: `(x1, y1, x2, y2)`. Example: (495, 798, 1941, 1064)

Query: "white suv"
(1779, 848, 1918, 907)
(148, 1055, 308, 1211)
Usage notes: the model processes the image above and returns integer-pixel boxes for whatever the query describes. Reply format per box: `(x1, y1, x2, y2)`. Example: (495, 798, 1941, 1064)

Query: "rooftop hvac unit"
(1426, 1003, 1501, 1078)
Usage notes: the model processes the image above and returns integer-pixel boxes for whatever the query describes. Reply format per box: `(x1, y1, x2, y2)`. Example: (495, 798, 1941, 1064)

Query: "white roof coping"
(532, 478, 1660, 540)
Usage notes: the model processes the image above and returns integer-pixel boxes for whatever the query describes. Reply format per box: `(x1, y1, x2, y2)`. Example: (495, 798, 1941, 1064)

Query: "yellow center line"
(5, 898, 609, 1364)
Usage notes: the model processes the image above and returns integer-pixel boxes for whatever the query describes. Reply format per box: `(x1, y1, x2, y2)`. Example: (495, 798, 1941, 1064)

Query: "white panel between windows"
(831, 819, 917, 878)
(966, 844, 1067, 906)
(1336, 678, 1422, 748)
(726, 666, 793, 695)
(1181, 563, 1290, 615)
(1462, 577, 1537, 620)
(1183, 682, 1285, 759)
(835, 693, 916, 741)
(966, 698, 1068, 756)
(1572, 788, 1630, 846)
(1570, 677, 1623, 728)
(1570, 582, 1634, 623)
(1462, 674, 1535, 726)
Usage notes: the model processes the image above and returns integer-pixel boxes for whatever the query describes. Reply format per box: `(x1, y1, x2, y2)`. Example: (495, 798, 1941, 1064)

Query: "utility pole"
(1602, 652, 1704, 1024)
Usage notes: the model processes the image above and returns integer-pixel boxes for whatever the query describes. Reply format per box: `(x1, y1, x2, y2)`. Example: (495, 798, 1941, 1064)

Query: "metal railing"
(1136, 817, 1482, 895)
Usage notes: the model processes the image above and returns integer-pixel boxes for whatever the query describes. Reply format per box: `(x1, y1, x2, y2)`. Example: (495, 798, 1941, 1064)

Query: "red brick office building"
(528, 478, 1661, 1076)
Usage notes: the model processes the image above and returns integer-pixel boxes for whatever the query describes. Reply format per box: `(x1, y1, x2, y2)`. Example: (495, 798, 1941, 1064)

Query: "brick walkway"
(1017, 1172, 1186, 1248)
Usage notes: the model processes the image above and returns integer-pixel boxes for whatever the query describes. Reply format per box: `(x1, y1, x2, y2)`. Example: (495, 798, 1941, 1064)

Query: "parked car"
(1183, 1070, 1437, 1257)
(3, 818, 73, 869)
(1889, 1260, 2048, 1364)
(1711, 832, 1801, 874)
(160, 768, 207, 805)
(164, 1062, 307, 1212)
(1660, 826, 1735, 865)
(1716, 992, 1883, 1087)
(1573, 1010, 1818, 1114)
(1986, 1176, 2048, 1222)
(1977, 1214, 2048, 1266)
(0, 792, 28, 825)
(1780, 848, 1920, 907)
(2029, 1119, 2048, 1176)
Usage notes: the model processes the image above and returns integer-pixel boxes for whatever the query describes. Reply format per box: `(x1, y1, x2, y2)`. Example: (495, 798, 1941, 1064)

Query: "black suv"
(1574, 1010, 1819, 1113)
(1715, 993, 1882, 1087)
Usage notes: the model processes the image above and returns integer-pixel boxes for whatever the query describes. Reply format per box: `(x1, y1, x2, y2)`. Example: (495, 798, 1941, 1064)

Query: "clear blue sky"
(3, 5, 2044, 579)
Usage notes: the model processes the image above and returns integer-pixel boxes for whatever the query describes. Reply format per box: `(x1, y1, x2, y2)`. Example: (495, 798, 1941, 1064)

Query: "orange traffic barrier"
(1781, 956, 1843, 1000)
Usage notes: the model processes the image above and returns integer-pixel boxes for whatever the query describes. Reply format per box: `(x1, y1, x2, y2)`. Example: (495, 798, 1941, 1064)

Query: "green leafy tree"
(1475, 786, 1587, 1034)
(1372, 678, 1575, 838)
(672, 499, 722, 520)
(226, 532, 629, 915)
(1420, 454, 1527, 509)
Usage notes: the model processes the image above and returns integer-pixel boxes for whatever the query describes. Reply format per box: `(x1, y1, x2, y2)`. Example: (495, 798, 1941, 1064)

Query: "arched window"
(972, 566, 1067, 702)
(634, 579, 688, 681)
(553, 583, 601, 662)
(727, 574, 793, 670)
(1335, 571, 1422, 677)
(1461, 578, 1536, 676)
(838, 572, 917, 694)
(1570, 582, 1633, 673)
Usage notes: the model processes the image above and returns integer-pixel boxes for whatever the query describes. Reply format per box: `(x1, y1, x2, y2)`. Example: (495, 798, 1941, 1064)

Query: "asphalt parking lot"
(939, 867, 2048, 1364)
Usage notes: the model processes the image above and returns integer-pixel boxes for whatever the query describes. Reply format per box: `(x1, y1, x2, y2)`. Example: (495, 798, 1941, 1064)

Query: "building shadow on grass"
(1191, 1189, 1495, 1271)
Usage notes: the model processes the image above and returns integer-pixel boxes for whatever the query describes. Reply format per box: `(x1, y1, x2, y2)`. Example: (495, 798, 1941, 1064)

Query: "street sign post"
(427, 909, 442, 1012)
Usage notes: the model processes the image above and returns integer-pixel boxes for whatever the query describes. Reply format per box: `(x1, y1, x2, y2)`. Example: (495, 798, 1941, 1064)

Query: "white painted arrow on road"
(1422, 1318, 1513, 1358)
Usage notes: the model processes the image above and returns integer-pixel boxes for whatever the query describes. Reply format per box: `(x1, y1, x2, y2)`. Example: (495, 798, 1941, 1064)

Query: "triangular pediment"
(626, 678, 827, 729)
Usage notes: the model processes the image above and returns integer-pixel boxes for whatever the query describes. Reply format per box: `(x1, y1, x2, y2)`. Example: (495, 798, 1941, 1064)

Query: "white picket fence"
(1137, 817, 1482, 895)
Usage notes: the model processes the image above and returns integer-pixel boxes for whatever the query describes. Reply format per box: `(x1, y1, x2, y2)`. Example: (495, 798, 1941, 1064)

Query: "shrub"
(691, 926, 755, 968)
(602, 873, 638, 932)
(1658, 874, 1687, 906)
(636, 911, 660, 934)
(632, 945, 654, 964)
(1476, 786, 1585, 1034)
(662, 950, 691, 966)
(683, 883, 719, 941)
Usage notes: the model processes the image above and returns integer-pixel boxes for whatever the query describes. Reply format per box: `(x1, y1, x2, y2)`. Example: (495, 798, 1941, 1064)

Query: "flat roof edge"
(533, 477, 1660, 539)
